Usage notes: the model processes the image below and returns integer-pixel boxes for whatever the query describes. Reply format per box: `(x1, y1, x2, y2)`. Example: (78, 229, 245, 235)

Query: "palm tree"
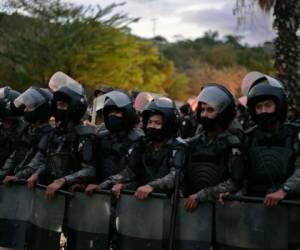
(237, 0, 300, 104)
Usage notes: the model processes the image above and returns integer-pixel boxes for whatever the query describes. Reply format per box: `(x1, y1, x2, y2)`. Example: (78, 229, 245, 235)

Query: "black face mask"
(146, 128, 165, 142)
(201, 117, 218, 132)
(256, 112, 278, 131)
(55, 109, 69, 123)
(106, 115, 124, 132)
(24, 111, 39, 124)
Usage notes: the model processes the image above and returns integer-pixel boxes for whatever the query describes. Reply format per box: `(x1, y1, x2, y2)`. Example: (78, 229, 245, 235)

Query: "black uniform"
(246, 123, 300, 196)
(94, 90, 143, 182)
(99, 96, 187, 194)
(0, 123, 52, 180)
(100, 137, 187, 193)
(0, 119, 25, 168)
(184, 84, 244, 202)
(96, 128, 143, 182)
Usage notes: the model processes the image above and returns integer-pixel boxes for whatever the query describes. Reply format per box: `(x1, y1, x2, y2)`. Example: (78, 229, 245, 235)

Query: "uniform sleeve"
(148, 144, 188, 192)
(14, 135, 49, 179)
(195, 138, 245, 202)
(64, 136, 96, 185)
(98, 167, 137, 189)
(97, 142, 143, 189)
(282, 128, 300, 192)
(0, 150, 19, 179)
(283, 155, 300, 191)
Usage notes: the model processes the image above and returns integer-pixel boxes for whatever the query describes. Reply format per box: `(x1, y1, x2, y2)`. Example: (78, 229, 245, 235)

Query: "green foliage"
(0, 1, 277, 101)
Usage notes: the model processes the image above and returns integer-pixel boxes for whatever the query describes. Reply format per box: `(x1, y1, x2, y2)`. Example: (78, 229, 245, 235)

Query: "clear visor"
(153, 97, 175, 109)
(48, 71, 84, 95)
(14, 87, 46, 111)
(134, 92, 154, 112)
(0, 87, 7, 99)
(198, 86, 232, 113)
(104, 91, 132, 107)
(264, 75, 284, 88)
(241, 71, 265, 96)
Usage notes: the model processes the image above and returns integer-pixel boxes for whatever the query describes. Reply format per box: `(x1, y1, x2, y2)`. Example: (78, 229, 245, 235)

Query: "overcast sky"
(66, 0, 276, 45)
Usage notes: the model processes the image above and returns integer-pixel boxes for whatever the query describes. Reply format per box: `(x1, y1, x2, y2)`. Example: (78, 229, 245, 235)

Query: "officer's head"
(197, 83, 236, 132)
(14, 87, 52, 126)
(49, 72, 87, 125)
(0, 86, 23, 127)
(102, 90, 136, 132)
(142, 97, 179, 142)
(247, 75, 287, 129)
(179, 103, 192, 117)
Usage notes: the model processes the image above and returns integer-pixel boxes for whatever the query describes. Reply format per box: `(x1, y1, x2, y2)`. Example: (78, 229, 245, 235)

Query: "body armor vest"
(46, 128, 80, 179)
(186, 134, 230, 195)
(247, 126, 297, 194)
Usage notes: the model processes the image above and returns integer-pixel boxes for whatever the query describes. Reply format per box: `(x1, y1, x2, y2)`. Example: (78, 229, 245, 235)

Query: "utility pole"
(152, 18, 157, 37)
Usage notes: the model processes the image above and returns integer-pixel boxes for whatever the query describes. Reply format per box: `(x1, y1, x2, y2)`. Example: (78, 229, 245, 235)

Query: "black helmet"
(102, 90, 136, 130)
(0, 86, 23, 119)
(197, 83, 236, 128)
(14, 87, 53, 123)
(49, 72, 87, 122)
(142, 96, 180, 137)
(247, 75, 287, 123)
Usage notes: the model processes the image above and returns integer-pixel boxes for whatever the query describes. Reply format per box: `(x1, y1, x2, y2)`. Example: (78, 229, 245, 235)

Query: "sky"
(66, 0, 276, 45)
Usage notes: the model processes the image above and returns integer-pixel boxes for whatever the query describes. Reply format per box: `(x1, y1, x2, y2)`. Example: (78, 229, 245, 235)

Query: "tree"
(236, 0, 300, 104)
(0, 0, 191, 101)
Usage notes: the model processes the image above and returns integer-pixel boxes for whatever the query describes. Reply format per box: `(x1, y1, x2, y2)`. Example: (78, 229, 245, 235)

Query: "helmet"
(102, 90, 136, 130)
(0, 86, 23, 119)
(241, 71, 265, 96)
(247, 75, 287, 123)
(91, 94, 106, 124)
(180, 103, 192, 115)
(197, 83, 236, 128)
(142, 96, 180, 137)
(49, 72, 87, 122)
(14, 87, 53, 123)
(134, 92, 159, 113)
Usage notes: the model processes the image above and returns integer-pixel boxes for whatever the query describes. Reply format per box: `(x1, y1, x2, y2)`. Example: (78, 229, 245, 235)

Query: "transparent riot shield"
(66, 191, 111, 250)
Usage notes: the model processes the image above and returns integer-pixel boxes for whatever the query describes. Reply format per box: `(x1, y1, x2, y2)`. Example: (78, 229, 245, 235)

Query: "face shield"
(198, 86, 232, 113)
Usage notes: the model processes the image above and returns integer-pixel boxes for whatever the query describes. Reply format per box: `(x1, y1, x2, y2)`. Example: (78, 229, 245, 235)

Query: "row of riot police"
(0, 70, 300, 249)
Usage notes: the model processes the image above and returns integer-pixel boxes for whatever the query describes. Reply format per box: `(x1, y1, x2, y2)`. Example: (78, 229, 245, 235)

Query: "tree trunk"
(273, 0, 300, 104)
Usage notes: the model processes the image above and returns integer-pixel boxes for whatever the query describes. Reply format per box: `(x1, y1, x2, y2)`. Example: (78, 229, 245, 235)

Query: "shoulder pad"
(226, 134, 241, 147)
(17, 120, 29, 134)
(175, 136, 187, 144)
(74, 124, 96, 136)
(40, 124, 53, 134)
(285, 121, 300, 130)
(97, 129, 110, 138)
(167, 137, 187, 148)
(245, 125, 258, 135)
(186, 134, 201, 144)
(128, 128, 144, 141)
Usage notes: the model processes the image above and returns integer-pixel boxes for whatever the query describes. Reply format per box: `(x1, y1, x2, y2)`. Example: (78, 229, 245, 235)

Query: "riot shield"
(288, 206, 300, 248)
(173, 199, 212, 250)
(0, 184, 32, 250)
(27, 187, 66, 250)
(66, 191, 111, 250)
(215, 201, 288, 249)
(116, 191, 170, 250)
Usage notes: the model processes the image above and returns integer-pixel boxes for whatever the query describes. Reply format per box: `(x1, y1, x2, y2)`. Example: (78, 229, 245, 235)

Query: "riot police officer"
(25, 72, 96, 200)
(0, 87, 25, 169)
(85, 90, 143, 193)
(245, 75, 300, 207)
(179, 103, 197, 139)
(1, 87, 53, 182)
(184, 84, 244, 212)
(88, 97, 187, 199)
